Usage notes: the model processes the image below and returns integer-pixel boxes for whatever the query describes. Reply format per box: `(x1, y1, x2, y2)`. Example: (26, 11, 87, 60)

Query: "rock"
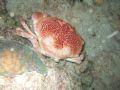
(81, 72, 93, 87)
(75, 60, 89, 75)
(0, 0, 6, 15)
(83, 0, 94, 6)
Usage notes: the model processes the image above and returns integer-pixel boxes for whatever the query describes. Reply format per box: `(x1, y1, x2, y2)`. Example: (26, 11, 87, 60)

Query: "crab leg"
(19, 16, 36, 37)
(16, 27, 39, 49)
(66, 54, 84, 64)
(16, 27, 34, 39)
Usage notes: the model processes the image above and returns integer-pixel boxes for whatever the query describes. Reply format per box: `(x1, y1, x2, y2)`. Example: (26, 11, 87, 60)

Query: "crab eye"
(32, 12, 43, 24)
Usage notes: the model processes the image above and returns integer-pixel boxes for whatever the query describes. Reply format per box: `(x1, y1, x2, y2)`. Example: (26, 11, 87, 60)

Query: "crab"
(15, 12, 84, 64)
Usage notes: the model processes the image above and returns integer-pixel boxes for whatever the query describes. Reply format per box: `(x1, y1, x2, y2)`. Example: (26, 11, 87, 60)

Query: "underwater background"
(0, 0, 120, 90)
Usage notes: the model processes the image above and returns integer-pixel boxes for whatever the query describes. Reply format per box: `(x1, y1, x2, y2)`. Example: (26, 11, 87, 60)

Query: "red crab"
(16, 12, 84, 64)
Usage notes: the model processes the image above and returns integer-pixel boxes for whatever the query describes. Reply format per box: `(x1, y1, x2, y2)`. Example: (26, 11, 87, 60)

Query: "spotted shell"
(0, 40, 47, 76)
(34, 16, 84, 59)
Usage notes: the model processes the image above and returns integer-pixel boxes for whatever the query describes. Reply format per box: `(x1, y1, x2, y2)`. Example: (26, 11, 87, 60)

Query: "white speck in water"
(88, 28, 92, 32)
(102, 40, 105, 43)
(91, 53, 95, 57)
(97, 35, 101, 38)
(10, 48, 15, 51)
(9, 12, 15, 17)
(72, 18, 77, 23)
(88, 9, 93, 13)
(99, 45, 103, 49)
(102, 24, 106, 27)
